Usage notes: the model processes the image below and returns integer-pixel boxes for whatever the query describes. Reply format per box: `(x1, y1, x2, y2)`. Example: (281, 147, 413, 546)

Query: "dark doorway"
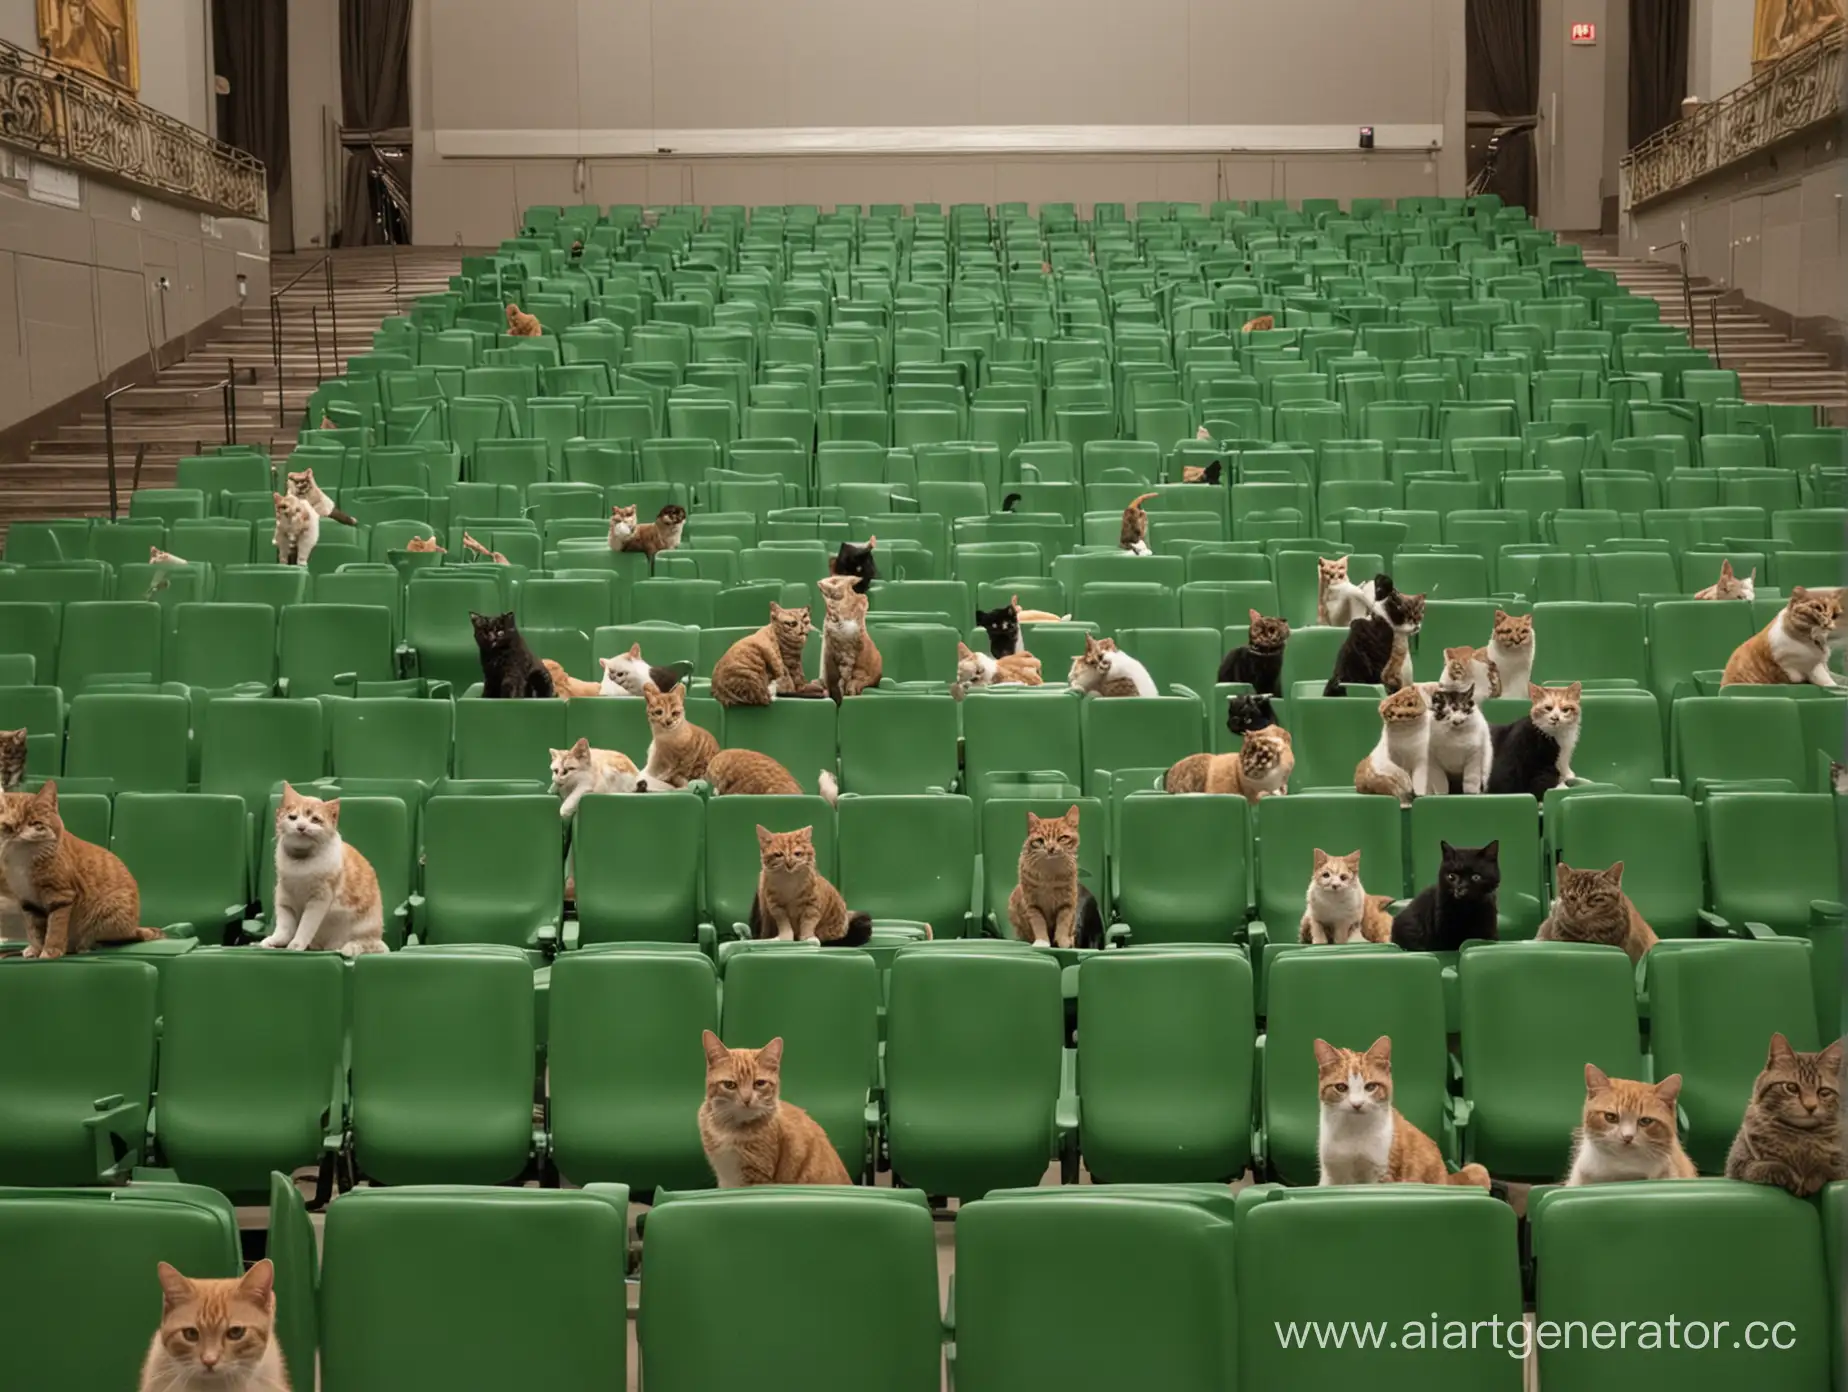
(212, 0, 293, 249)
(1465, 0, 1540, 212)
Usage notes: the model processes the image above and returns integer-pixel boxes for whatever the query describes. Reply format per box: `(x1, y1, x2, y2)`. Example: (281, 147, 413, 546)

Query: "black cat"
(1324, 576, 1424, 696)
(1218, 611, 1289, 695)
(1390, 841, 1502, 951)
(1072, 884, 1106, 950)
(974, 603, 1024, 658)
(829, 538, 877, 595)
(1487, 684, 1582, 798)
(472, 611, 555, 699)
(1225, 693, 1277, 738)
(1001, 493, 1023, 512)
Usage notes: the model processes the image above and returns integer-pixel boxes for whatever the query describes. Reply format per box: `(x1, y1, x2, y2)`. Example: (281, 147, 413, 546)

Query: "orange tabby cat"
(750, 824, 870, 945)
(540, 659, 603, 699)
(957, 641, 1044, 688)
(504, 303, 543, 337)
(1721, 586, 1843, 687)
(707, 749, 803, 796)
(0, 782, 155, 958)
(817, 574, 882, 699)
(1163, 725, 1293, 801)
(636, 682, 718, 790)
(712, 603, 824, 707)
(1006, 806, 1101, 948)
(1538, 862, 1660, 964)
(1565, 1065, 1696, 1184)
(1315, 1037, 1491, 1188)
(1300, 849, 1394, 944)
(1694, 558, 1756, 601)
(1119, 492, 1157, 554)
(1241, 314, 1276, 332)
(1012, 594, 1069, 623)
(141, 1259, 290, 1391)
(699, 1031, 852, 1186)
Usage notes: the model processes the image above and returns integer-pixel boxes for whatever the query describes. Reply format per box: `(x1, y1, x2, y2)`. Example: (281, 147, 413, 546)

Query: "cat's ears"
(156, 1262, 194, 1307)
(759, 1036, 785, 1070)
(1767, 1032, 1797, 1068)
(1312, 1038, 1339, 1069)
(1480, 839, 1499, 858)
(1599, 861, 1624, 885)
(754, 824, 774, 848)
(627, 643, 642, 659)
(30, 779, 56, 810)
(570, 737, 589, 756)
(702, 1029, 728, 1065)
(1652, 1073, 1683, 1105)
(1311, 847, 1328, 870)
(1719, 559, 1735, 578)
(957, 641, 974, 659)
(1364, 1036, 1392, 1066)
(1494, 608, 1509, 622)
(1583, 1062, 1610, 1093)
(238, 1259, 275, 1308)
(1248, 608, 1263, 625)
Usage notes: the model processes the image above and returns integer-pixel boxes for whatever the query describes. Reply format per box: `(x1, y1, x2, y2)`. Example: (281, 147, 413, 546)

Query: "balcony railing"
(1621, 25, 1844, 212)
(0, 38, 267, 220)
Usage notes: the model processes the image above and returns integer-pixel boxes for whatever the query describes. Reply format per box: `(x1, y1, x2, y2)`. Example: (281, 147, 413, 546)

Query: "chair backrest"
(836, 795, 976, 940)
(571, 791, 704, 944)
(1114, 793, 1250, 944)
(109, 792, 249, 935)
(420, 795, 562, 948)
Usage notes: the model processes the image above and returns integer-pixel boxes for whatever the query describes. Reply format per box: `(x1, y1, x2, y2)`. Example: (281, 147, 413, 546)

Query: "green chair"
(278, 603, 397, 697)
(1571, 689, 1673, 792)
(151, 948, 344, 1198)
(58, 601, 162, 690)
(837, 694, 960, 794)
(452, 696, 567, 782)
(1288, 697, 1387, 789)
(1530, 1183, 1831, 1392)
(885, 949, 1062, 1196)
(1075, 951, 1254, 1181)
(320, 1187, 629, 1389)
(1112, 793, 1250, 945)
(1458, 942, 1644, 1180)
(718, 701, 838, 794)
(0, 603, 61, 683)
(330, 698, 454, 783)
(402, 572, 505, 688)
(571, 791, 706, 946)
(167, 603, 278, 690)
(639, 1190, 941, 1391)
(419, 795, 562, 950)
(1589, 550, 1680, 605)
(837, 795, 976, 939)
(1549, 794, 1704, 937)
(1079, 694, 1203, 796)
(961, 688, 1084, 805)
(348, 951, 536, 1184)
(1531, 602, 1647, 684)
(1648, 601, 1756, 707)
(0, 958, 157, 1183)
(109, 793, 248, 939)
(1647, 939, 1820, 1173)
(1673, 697, 1806, 796)
(65, 693, 189, 792)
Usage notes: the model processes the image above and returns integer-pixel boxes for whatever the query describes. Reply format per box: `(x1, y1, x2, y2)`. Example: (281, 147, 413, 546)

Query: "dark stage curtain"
(1630, 0, 1693, 145)
(1466, 0, 1540, 212)
(338, 0, 410, 245)
(213, 0, 293, 248)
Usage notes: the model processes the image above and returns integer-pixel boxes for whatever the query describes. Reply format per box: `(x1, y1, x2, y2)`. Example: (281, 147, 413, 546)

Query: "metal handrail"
(103, 360, 239, 520)
(1650, 238, 1726, 371)
(269, 254, 340, 428)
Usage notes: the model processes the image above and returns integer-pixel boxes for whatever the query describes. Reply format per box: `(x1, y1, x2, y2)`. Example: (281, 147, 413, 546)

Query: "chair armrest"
(696, 922, 716, 956)
(1810, 900, 1845, 927)
(1105, 922, 1133, 947)
(1249, 1033, 1267, 1171)
(85, 1094, 144, 1182)
(560, 920, 580, 951)
(1647, 778, 1683, 795)
(161, 922, 197, 940)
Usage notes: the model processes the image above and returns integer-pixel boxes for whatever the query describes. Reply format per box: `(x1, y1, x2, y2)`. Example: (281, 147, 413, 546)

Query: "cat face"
(1318, 556, 1350, 589)
(549, 738, 593, 786)
(285, 469, 316, 499)
(276, 781, 339, 850)
(643, 681, 685, 730)
(1239, 725, 1292, 776)
(975, 603, 1020, 652)
(1225, 693, 1276, 735)
(1314, 1036, 1393, 1116)
(701, 1029, 783, 1121)
(1491, 610, 1534, 651)
(769, 603, 812, 644)
(1786, 587, 1845, 645)
(1526, 682, 1582, 734)
(608, 505, 638, 538)
(600, 644, 648, 692)
(150, 1259, 277, 1382)
(1429, 686, 1478, 728)
(1380, 585, 1425, 634)
(0, 779, 61, 849)
(0, 727, 26, 768)
(272, 492, 305, 524)
(822, 583, 869, 630)
(1246, 611, 1290, 652)
(653, 504, 688, 528)
(1748, 1033, 1844, 1133)
(1023, 806, 1081, 861)
(1554, 862, 1625, 920)
(1310, 848, 1362, 895)
(1580, 1065, 1684, 1162)
(828, 537, 877, 591)
(1378, 684, 1428, 724)
(1441, 647, 1477, 685)
(1438, 840, 1500, 901)
(470, 610, 520, 652)
(755, 823, 816, 873)
(955, 641, 993, 687)
(1706, 559, 1756, 600)
(1069, 633, 1113, 684)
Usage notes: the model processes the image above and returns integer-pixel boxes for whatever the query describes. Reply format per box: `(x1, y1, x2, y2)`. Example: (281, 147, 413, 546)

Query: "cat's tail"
(1447, 1163, 1492, 1190)
(1001, 492, 1022, 512)
(1323, 677, 1348, 698)
(818, 770, 840, 806)
(829, 911, 873, 948)
(120, 926, 165, 943)
(1126, 492, 1159, 511)
(327, 507, 359, 528)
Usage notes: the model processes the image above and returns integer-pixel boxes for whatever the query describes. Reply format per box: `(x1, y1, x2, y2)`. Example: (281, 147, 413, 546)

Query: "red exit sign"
(1570, 21, 1598, 43)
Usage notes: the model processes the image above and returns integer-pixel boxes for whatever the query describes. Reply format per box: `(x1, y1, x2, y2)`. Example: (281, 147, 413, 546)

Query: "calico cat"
(0, 728, 25, 792)
(1181, 460, 1223, 485)
(1477, 610, 1535, 695)
(404, 534, 444, 553)
(472, 611, 555, 699)
(1006, 806, 1104, 948)
(271, 492, 319, 567)
(955, 642, 1043, 688)
(699, 1032, 852, 1186)
(1538, 862, 1659, 964)
(1317, 556, 1376, 628)
(1217, 610, 1288, 694)
(549, 739, 640, 817)
(1354, 685, 1430, 806)
(1162, 725, 1293, 799)
(1423, 686, 1493, 795)
(1834, 760, 1848, 795)
(1119, 492, 1158, 555)
(1069, 633, 1159, 697)
(749, 824, 871, 945)
(707, 749, 803, 797)
(598, 643, 683, 697)
(1437, 645, 1499, 700)
(818, 575, 882, 699)
(149, 545, 190, 565)
(975, 602, 1025, 658)
(1315, 1037, 1491, 1188)
(1694, 558, 1756, 600)
(1722, 586, 1843, 687)
(1324, 577, 1424, 696)
(1226, 692, 1277, 737)
(141, 1260, 290, 1392)
(612, 504, 689, 563)
(1390, 841, 1500, 951)
(636, 683, 719, 790)
(711, 604, 825, 706)
(828, 536, 877, 595)
(261, 784, 387, 954)
(1725, 1034, 1846, 1197)
(1300, 849, 1394, 945)
(540, 660, 602, 699)
(462, 532, 509, 564)
(1564, 1067, 1697, 1185)
(505, 303, 543, 337)
(0, 781, 156, 958)
(285, 467, 358, 528)
(1487, 682, 1582, 796)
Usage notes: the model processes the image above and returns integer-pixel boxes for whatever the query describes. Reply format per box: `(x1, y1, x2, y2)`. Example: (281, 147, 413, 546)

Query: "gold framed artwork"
(1753, 0, 1845, 68)
(37, 0, 138, 94)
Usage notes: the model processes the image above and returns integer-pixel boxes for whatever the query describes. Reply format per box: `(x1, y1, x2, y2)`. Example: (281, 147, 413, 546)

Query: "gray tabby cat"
(1724, 1033, 1845, 1197)
(0, 728, 25, 791)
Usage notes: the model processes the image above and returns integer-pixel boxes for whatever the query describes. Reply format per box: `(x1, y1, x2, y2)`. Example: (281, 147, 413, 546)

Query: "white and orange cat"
(549, 737, 640, 817)
(1068, 633, 1158, 697)
(140, 1260, 290, 1391)
(270, 493, 318, 567)
(1694, 559, 1756, 601)
(957, 641, 1043, 688)
(1300, 849, 1394, 945)
(1315, 1037, 1491, 1188)
(1721, 587, 1843, 687)
(1354, 684, 1430, 806)
(1316, 556, 1375, 627)
(260, 784, 386, 955)
(1564, 1066, 1697, 1184)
